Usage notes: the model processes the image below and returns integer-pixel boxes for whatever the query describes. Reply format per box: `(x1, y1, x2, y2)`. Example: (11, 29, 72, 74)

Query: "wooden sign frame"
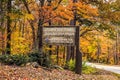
(42, 26, 78, 46)
(39, 25, 82, 75)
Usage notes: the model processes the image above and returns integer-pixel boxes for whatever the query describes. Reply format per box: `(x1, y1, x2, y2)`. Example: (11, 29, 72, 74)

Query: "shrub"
(0, 54, 29, 66)
(11, 54, 29, 66)
(0, 54, 11, 65)
(66, 60, 96, 74)
(67, 59, 75, 71)
(28, 51, 50, 67)
(0, 51, 51, 67)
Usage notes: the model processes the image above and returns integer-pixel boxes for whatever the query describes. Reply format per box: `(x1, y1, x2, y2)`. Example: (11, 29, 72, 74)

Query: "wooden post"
(75, 26, 82, 74)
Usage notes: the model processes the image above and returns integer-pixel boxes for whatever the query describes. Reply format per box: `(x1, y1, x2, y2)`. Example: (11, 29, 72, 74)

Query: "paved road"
(86, 62, 120, 74)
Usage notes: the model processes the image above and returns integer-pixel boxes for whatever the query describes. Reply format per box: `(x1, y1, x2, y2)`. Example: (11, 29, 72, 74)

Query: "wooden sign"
(43, 26, 76, 45)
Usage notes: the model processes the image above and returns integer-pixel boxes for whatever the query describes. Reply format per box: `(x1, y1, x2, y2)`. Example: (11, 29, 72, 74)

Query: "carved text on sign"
(43, 27, 76, 45)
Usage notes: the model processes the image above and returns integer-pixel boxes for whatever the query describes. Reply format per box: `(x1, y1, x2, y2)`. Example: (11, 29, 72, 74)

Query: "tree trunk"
(56, 46, 59, 64)
(96, 34, 101, 63)
(73, 0, 82, 74)
(47, 0, 52, 56)
(69, 20, 75, 60)
(114, 26, 119, 64)
(6, 0, 12, 54)
(30, 22, 36, 50)
(37, 0, 45, 51)
(66, 46, 71, 63)
(107, 47, 110, 64)
(63, 46, 66, 63)
(0, 1, 5, 54)
(71, 46, 75, 59)
(113, 44, 117, 65)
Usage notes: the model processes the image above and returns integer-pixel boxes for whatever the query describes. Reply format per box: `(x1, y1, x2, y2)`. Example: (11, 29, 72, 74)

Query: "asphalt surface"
(86, 62, 120, 74)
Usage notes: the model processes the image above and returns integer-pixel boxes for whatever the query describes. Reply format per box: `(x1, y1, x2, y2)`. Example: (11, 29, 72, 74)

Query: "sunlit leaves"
(76, 2, 98, 19)
(24, 13, 34, 20)
(11, 31, 30, 54)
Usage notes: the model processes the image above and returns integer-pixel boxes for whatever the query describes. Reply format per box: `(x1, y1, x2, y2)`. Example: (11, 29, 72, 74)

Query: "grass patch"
(112, 73, 120, 79)
(82, 61, 97, 74)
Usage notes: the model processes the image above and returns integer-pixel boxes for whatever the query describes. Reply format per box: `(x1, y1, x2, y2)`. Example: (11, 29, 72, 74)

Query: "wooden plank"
(43, 26, 76, 45)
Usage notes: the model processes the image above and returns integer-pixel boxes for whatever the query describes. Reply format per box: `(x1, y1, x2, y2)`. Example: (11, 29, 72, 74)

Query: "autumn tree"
(22, 0, 37, 50)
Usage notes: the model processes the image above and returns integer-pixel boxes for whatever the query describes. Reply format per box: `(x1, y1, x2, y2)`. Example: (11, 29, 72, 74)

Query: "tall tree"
(72, 0, 82, 74)
(37, 0, 45, 51)
(22, 0, 37, 50)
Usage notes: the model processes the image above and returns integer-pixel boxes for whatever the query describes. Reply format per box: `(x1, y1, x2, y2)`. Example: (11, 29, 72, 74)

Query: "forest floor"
(0, 63, 120, 80)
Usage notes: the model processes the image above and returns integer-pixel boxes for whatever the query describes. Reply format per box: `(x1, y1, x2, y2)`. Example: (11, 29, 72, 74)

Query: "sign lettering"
(43, 27, 76, 45)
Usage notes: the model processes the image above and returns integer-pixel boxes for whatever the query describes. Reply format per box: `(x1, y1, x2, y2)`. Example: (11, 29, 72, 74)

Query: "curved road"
(86, 62, 120, 74)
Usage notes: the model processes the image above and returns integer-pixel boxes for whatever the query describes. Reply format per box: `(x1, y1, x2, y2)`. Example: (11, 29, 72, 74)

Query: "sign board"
(43, 26, 76, 45)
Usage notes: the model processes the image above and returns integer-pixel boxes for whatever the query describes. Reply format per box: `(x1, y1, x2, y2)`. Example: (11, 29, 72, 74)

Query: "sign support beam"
(75, 26, 82, 74)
